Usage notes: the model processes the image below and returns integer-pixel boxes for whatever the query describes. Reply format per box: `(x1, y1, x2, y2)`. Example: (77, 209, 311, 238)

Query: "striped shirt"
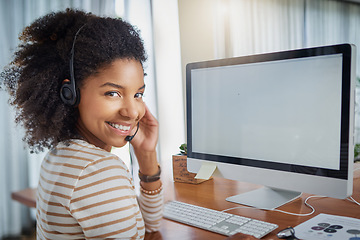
(36, 139, 163, 239)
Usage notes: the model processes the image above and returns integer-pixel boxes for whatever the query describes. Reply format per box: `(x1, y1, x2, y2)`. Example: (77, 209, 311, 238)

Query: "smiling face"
(76, 58, 146, 151)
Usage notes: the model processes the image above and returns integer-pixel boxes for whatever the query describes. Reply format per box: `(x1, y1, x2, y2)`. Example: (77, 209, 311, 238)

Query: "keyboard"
(163, 201, 278, 238)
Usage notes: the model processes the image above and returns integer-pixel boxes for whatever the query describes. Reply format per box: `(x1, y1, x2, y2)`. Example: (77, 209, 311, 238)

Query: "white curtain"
(0, 0, 117, 237)
(215, 0, 360, 142)
(150, 0, 185, 166)
(114, 0, 185, 192)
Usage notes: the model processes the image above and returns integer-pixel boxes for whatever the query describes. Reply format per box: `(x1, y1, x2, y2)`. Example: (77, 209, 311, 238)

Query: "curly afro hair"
(1, 8, 147, 152)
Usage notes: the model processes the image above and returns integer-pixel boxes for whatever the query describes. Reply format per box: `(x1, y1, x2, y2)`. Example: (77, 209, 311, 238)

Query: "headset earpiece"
(60, 80, 80, 106)
(59, 24, 86, 107)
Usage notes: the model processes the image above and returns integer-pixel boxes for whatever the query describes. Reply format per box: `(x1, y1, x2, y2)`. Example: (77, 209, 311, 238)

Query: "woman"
(2, 9, 162, 239)
(1, 8, 257, 240)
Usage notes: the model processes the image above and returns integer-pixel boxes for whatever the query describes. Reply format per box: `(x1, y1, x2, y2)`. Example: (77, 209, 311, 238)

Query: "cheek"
(78, 97, 110, 122)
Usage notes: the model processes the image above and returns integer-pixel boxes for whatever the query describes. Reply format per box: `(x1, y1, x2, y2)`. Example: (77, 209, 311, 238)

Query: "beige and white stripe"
(36, 139, 163, 239)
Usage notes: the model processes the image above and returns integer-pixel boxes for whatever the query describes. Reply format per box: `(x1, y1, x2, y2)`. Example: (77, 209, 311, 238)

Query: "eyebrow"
(100, 82, 146, 90)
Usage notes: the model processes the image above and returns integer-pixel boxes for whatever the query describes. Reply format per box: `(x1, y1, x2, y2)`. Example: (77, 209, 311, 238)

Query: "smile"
(106, 122, 131, 131)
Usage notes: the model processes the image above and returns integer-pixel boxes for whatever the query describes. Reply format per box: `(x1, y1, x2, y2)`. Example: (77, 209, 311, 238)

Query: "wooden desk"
(11, 187, 36, 208)
(155, 162, 360, 240)
(12, 163, 360, 240)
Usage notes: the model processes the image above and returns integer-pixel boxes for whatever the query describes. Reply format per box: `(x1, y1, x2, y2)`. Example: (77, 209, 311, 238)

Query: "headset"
(60, 25, 86, 106)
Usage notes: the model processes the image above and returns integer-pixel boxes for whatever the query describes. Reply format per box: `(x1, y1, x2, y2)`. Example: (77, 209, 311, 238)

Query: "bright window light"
(115, 0, 125, 17)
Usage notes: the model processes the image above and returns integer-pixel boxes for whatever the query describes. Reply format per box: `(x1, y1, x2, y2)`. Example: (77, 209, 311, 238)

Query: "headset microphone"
(125, 122, 140, 142)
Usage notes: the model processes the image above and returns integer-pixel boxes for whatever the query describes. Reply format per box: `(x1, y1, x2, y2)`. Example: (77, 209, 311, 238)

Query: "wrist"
(138, 164, 161, 182)
(135, 150, 159, 175)
(134, 149, 156, 161)
(140, 181, 163, 195)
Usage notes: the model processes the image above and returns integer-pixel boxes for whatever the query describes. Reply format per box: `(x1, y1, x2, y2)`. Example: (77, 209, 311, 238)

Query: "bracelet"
(140, 184, 163, 195)
(138, 164, 161, 182)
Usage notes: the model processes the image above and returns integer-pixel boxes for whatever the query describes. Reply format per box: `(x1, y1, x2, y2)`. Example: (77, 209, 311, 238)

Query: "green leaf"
(179, 143, 187, 155)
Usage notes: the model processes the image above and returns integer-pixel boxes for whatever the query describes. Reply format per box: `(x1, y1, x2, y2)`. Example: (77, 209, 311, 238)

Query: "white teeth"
(108, 122, 130, 131)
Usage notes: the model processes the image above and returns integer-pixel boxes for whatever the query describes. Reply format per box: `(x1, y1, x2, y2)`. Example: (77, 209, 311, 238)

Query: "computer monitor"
(186, 44, 356, 210)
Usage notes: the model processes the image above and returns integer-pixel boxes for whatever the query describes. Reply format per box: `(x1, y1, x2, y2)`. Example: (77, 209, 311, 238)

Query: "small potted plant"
(179, 143, 187, 155)
(172, 143, 209, 184)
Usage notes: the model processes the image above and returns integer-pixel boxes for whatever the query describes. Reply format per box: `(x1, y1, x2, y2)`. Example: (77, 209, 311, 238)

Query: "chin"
(111, 140, 128, 148)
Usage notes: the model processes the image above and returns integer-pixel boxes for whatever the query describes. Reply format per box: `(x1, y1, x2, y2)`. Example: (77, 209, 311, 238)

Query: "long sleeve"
(138, 190, 163, 232)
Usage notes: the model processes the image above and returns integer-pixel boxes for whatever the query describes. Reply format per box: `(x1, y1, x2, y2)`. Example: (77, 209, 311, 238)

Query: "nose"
(118, 99, 141, 121)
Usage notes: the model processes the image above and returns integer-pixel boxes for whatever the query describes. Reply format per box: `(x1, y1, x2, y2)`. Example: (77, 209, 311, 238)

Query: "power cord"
(221, 195, 325, 216)
(221, 164, 360, 215)
(347, 196, 360, 206)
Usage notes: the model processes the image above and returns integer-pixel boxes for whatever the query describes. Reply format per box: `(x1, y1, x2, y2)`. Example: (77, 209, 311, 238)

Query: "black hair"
(0, 8, 147, 152)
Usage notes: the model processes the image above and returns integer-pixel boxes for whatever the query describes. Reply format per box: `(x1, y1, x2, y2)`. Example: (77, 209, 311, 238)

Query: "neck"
(76, 121, 112, 152)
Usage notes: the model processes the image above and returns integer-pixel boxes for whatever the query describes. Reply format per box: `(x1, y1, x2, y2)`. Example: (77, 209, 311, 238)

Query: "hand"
(130, 104, 159, 153)
(130, 104, 160, 176)
(130, 104, 160, 180)
(224, 233, 258, 240)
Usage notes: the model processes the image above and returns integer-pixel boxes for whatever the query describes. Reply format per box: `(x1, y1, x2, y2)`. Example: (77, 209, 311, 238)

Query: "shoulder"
(53, 139, 112, 159)
(51, 139, 127, 167)
(46, 139, 131, 182)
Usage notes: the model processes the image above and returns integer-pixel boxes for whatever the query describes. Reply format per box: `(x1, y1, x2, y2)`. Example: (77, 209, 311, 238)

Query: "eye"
(135, 92, 144, 99)
(105, 91, 121, 98)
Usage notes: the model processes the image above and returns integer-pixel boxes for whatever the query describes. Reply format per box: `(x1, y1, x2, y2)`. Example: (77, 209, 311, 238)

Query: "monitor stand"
(226, 187, 302, 210)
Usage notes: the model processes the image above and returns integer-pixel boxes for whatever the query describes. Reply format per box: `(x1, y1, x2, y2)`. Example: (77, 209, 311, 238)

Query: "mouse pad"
(294, 213, 360, 240)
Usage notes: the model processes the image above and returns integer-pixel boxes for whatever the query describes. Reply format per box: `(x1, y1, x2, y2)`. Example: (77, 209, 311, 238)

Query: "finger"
(140, 104, 158, 126)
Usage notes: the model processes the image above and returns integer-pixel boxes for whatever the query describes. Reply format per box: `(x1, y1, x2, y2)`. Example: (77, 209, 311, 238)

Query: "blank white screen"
(191, 54, 343, 170)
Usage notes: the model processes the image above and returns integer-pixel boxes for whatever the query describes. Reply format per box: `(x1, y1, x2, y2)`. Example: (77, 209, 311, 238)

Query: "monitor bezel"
(186, 44, 354, 181)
